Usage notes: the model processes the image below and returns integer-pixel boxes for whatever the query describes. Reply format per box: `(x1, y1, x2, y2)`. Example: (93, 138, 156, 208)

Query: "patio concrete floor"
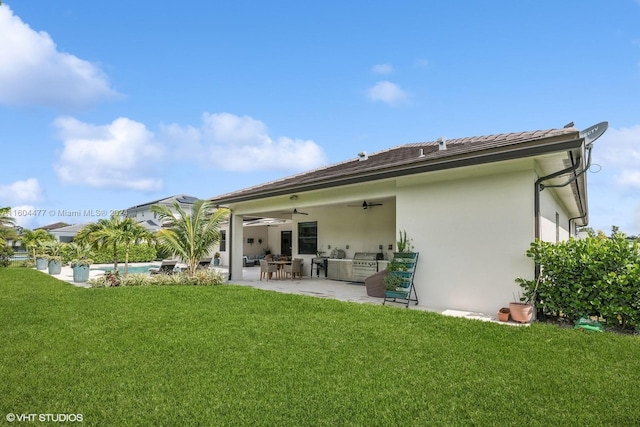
(217, 265, 509, 324)
(49, 262, 516, 325)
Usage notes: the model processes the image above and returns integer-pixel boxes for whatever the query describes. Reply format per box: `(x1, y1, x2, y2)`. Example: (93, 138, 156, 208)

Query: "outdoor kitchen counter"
(327, 259, 353, 282)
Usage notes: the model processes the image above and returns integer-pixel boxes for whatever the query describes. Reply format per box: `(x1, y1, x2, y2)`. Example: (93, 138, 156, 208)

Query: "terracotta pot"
(497, 307, 510, 322)
(509, 302, 533, 324)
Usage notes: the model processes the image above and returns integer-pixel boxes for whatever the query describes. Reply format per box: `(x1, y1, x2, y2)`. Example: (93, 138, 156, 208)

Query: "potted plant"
(497, 307, 511, 322)
(511, 274, 540, 324)
(44, 241, 65, 275)
(213, 252, 221, 266)
(509, 293, 534, 324)
(396, 230, 413, 253)
(46, 255, 62, 275)
(35, 253, 48, 270)
(384, 273, 406, 293)
(70, 258, 93, 282)
(21, 229, 55, 269)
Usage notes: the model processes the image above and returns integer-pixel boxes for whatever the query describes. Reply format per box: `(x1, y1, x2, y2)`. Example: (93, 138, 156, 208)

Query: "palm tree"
(0, 207, 15, 228)
(0, 226, 17, 243)
(76, 214, 155, 275)
(0, 207, 16, 243)
(152, 200, 229, 276)
(20, 229, 55, 262)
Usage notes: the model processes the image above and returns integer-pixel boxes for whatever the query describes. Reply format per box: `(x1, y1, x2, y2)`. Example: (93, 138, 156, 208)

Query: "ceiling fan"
(348, 200, 384, 210)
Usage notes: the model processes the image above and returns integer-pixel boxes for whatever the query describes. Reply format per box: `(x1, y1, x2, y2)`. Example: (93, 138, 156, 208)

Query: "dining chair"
(283, 258, 303, 280)
(259, 259, 278, 281)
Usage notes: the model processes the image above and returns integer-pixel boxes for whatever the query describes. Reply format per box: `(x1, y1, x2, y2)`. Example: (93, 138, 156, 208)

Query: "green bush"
(0, 245, 14, 267)
(18, 260, 35, 268)
(517, 230, 640, 330)
(88, 269, 225, 288)
(91, 244, 156, 264)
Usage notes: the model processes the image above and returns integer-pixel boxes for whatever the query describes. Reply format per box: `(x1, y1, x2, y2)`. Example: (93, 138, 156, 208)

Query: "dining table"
(267, 260, 292, 280)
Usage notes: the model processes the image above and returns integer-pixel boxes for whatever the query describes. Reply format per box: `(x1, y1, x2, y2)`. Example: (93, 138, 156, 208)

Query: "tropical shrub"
(516, 229, 640, 330)
(18, 260, 35, 268)
(20, 229, 55, 262)
(0, 245, 14, 267)
(75, 214, 155, 275)
(152, 200, 228, 276)
(88, 269, 225, 288)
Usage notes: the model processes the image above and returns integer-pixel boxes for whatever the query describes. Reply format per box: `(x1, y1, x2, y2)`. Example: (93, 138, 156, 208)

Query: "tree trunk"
(113, 242, 118, 271)
(124, 245, 129, 276)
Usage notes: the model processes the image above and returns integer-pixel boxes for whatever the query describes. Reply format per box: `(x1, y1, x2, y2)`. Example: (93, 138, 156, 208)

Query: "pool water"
(92, 265, 160, 275)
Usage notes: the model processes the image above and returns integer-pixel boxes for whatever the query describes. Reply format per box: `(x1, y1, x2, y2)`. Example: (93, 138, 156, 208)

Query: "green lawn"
(1, 269, 639, 426)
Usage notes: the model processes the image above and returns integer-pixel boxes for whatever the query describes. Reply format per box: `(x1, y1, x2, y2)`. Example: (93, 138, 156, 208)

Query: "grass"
(1, 268, 639, 426)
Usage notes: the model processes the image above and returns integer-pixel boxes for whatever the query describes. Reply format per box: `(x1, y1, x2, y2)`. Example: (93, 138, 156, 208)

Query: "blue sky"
(1, 1, 639, 235)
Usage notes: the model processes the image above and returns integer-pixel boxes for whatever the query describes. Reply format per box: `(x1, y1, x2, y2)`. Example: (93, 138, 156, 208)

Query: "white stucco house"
(209, 123, 607, 315)
(125, 194, 198, 225)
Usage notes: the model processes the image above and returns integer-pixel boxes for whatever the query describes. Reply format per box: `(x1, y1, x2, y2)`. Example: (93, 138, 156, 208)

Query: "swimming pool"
(92, 264, 160, 275)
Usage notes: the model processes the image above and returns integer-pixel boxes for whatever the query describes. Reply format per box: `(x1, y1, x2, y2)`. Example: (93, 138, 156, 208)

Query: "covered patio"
(214, 264, 500, 323)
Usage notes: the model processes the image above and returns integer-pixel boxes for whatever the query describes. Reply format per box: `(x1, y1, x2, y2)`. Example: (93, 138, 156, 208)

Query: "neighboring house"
(49, 220, 162, 243)
(210, 123, 607, 315)
(50, 223, 89, 243)
(43, 196, 195, 243)
(6, 222, 68, 249)
(125, 194, 198, 223)
(36, 222, 70, 232)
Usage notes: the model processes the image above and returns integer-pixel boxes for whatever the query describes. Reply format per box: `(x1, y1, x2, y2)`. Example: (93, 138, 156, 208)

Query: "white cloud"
(0, 5, 119, 109)
(371, 64, 394, 75)
(366, 81, 411, 106)
(53, 117, 164, 191)
(596, 125, 640, 189)
(616, 171, 640, 189)
(9, 205, 38, 228)
(161, 112, 328, 172)
(0, 178, 44, 206)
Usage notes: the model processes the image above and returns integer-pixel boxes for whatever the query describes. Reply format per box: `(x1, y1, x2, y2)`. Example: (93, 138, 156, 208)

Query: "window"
(555, 212, 560, 242)
(297, 221, 317, 255)
(220, 230, 226, 252)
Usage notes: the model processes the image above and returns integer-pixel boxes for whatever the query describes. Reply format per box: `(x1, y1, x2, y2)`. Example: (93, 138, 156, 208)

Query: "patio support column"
(229, 213, 244, 281)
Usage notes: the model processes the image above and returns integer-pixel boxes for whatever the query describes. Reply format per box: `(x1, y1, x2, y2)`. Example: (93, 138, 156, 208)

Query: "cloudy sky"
(0, 1, 639, 235)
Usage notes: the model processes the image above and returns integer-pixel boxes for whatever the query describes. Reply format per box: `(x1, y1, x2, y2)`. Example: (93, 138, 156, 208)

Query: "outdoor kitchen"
(312, 248, 391, 283)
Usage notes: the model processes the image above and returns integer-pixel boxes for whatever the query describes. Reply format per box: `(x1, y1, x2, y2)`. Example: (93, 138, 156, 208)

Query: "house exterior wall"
(311, 204, 396, 260)
(539, 187, 571, 242)
(396, 168, 537, 315)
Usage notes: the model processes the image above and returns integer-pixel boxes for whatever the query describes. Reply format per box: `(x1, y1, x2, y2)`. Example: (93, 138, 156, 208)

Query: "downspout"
(228, 212, 233, 281)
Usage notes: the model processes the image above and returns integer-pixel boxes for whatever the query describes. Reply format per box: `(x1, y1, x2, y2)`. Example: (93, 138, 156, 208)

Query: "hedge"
(91, 244, 157, 264)
(517, 231, 640, 330)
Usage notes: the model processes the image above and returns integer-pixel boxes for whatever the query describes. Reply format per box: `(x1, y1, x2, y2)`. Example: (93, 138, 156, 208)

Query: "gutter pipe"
(534, 150, 583, 243)
(228, 212, 233, 281)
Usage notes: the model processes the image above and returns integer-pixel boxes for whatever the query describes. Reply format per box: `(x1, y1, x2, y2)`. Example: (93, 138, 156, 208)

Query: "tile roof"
(211, 127, 582, 204)
(125, 194, 198, 211)
(35, 222, 71, 231)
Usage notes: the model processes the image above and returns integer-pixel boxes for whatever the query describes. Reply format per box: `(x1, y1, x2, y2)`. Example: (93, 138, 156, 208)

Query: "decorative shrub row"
(90, 244, 157, 264)
(88, 269, 225, 288)
(517, 231, 640, 330)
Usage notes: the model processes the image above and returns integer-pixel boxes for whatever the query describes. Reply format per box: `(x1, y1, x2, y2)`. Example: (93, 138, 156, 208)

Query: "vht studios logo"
(6, 413, 83, 423)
